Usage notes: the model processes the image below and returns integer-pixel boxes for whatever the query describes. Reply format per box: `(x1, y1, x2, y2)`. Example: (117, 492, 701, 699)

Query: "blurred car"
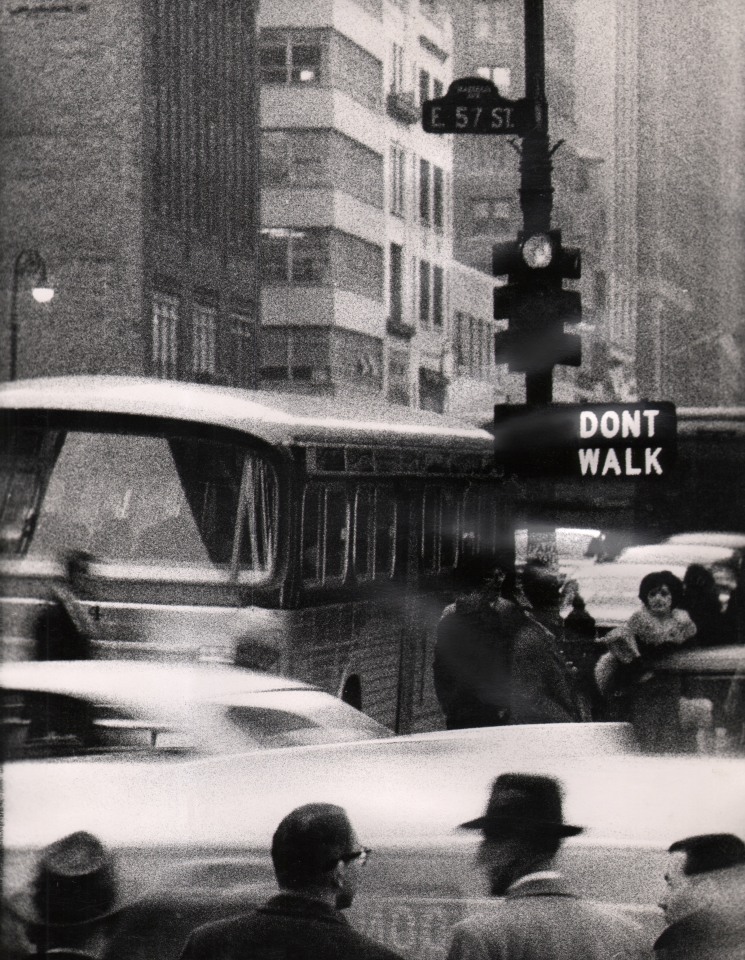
(664, 531, 745, 550)
(0, 660, 393, 763)
(3, 722, 744, 960)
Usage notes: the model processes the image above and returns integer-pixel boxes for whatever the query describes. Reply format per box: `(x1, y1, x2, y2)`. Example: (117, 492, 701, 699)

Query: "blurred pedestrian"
(595, 570, 697, 750)
(32, 550, 94, 662)
(178, 803, 403, 960)
(4, 831, 126, 960)
(509, 562, 586, 724)
(654, 833, 745, 959)
(563, 595, 601, 717)
(434, 558, 526, 729)
(683, 564, 727, 647)
(447, 773, 647, 960)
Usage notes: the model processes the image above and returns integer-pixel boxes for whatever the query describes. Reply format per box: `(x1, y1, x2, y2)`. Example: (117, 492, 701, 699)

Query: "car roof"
(0, 660, 315, 707)
(614, 543, 740, 565)
(0, 375, 493, 451)
(665, 532, 745, 549)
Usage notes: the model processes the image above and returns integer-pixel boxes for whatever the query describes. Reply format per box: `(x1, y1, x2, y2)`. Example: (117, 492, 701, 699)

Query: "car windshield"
(0, 413, 278, 577)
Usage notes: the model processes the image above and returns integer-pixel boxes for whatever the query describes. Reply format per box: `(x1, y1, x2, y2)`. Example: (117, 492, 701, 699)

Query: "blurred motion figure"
(434, 559, 526, 729)
(447, 773, 647, 960)
(4, 831, 126, 960)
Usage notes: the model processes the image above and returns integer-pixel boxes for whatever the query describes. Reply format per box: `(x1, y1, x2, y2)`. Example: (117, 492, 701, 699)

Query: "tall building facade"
(1, 0, 260, 387)
(257, 0, 458, 411)
(634, 0, 745, 404)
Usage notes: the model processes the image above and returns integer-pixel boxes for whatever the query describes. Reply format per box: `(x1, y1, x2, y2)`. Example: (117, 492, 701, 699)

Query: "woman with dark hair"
(595, 570, 696, 750)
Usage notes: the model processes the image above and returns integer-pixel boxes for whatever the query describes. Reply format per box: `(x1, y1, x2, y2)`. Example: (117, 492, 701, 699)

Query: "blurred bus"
(0, 376, 511, 733)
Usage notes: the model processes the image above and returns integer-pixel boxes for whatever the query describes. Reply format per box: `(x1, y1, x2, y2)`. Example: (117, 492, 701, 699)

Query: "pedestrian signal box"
(493, 402, 677, 479)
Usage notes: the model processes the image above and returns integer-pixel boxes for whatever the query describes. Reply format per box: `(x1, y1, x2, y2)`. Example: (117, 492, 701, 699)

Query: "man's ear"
(329, 860, 345, 889)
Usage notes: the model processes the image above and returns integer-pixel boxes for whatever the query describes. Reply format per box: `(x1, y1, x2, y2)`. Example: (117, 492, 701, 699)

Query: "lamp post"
(9, 249, 55, 381)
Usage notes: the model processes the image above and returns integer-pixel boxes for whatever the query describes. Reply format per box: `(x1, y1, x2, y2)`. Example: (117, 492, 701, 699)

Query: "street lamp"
(9, 249, 54, 380)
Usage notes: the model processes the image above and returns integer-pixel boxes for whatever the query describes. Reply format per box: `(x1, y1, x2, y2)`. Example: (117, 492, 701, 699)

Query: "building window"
(432, 266, 443, 328)
(152, 293, 179, 379)
(470, 197, 512, 228)
(455, 312, 494, 378)
(433, 78, 443, 99)
(390, 143, 405, 216)
(260, 39, 321, 85)
(433, 166, 444, 229)
(419, 260, 430, 326)
(387, 348, 410, 406)
(419, 158, 431, 224)
(476, 65, 511, 92)
(229, 312, 256, 388)
(389, 243, 403, 323)
(392, 42, 404, 92)
(418, 261, 446, 330)
(192, 303, 217, 378)
(418, 68, 430, 105)
(260, 326, 331, 384)
(261, 228, 329, 285)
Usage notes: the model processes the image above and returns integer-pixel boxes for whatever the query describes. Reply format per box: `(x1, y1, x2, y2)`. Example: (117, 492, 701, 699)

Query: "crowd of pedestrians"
(6, 780, 743, 960)
(433, 553, 744, 748)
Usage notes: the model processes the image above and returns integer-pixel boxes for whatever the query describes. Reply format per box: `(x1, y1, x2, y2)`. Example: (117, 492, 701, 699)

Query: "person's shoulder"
(184, 911, 256, 950)
(344, 925, 406, 960)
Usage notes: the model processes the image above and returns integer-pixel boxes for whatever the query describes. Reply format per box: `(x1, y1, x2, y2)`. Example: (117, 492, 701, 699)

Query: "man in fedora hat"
(178, 802, 403, 960)
(4, 831, 126, 960)
(446, 773, 648, 960)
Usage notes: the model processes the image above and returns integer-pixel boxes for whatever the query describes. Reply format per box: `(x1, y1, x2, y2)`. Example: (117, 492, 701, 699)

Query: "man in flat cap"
(178, 802, 403, 960)
(447, 773, 647, 960)
(4, 831, 126, 960)
(654, 833, 745, 959)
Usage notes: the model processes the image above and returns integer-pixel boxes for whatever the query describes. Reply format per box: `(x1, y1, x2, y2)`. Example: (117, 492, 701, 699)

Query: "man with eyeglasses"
(178, 802, 403, 960)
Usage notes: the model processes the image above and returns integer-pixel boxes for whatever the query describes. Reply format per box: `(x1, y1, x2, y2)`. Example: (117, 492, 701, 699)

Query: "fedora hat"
(460, 773, 583, 838)
(7, 832, 126, 928)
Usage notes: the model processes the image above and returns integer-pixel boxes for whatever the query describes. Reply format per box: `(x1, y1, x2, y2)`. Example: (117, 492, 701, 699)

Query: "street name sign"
(493, 402, 677, 479)
(422, 77, 534, 136)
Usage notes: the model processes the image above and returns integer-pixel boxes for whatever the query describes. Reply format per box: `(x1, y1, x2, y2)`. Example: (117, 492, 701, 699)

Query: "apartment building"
(258, 0, 458, 411)
(0, 0, 261, 386)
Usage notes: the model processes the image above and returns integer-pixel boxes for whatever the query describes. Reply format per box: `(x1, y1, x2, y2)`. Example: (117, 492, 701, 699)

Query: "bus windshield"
(0, 416, 278, 579)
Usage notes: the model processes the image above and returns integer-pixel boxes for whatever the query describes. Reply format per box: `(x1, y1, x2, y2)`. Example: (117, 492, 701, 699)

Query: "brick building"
(1, 0, 260, 387)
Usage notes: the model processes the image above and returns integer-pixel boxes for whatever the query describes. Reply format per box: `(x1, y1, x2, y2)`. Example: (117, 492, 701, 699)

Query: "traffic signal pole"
(521, 0, 554, 404)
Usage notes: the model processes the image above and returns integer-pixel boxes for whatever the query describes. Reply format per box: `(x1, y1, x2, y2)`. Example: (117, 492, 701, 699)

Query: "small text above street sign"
(493, 402, 677, 479)
(422, 77, 535, 136)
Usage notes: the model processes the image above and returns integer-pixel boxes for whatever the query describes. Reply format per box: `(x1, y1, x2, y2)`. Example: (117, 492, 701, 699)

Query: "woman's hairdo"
(638, 569, 684, 609)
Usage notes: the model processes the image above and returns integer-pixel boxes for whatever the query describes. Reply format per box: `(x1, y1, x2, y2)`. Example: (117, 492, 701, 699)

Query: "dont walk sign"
(493, 402, 677, 478)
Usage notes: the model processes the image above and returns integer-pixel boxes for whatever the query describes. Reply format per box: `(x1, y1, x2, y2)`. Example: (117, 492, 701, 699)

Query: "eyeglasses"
(340, 847, 371, 866)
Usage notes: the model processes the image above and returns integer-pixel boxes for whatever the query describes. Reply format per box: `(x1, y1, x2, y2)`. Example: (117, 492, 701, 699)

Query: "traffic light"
(492, 229, 582, 374)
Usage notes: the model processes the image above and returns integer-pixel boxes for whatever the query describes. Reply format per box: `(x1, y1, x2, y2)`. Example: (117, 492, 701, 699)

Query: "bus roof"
(0, 375, 494, 451)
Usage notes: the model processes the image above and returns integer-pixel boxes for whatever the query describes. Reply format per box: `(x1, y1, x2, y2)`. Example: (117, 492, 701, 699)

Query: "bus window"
(354, 486, 374, 580)
(3, 422, 272, 579)
(374, 488, 396, 578)
(325, 487, 349, 580)
(302, 483, 349, 584)
(422, 487, 460, 573)
(422, 487, 440, 572)
(235, 457, 278, 577)
(462, 485, 499, 559)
